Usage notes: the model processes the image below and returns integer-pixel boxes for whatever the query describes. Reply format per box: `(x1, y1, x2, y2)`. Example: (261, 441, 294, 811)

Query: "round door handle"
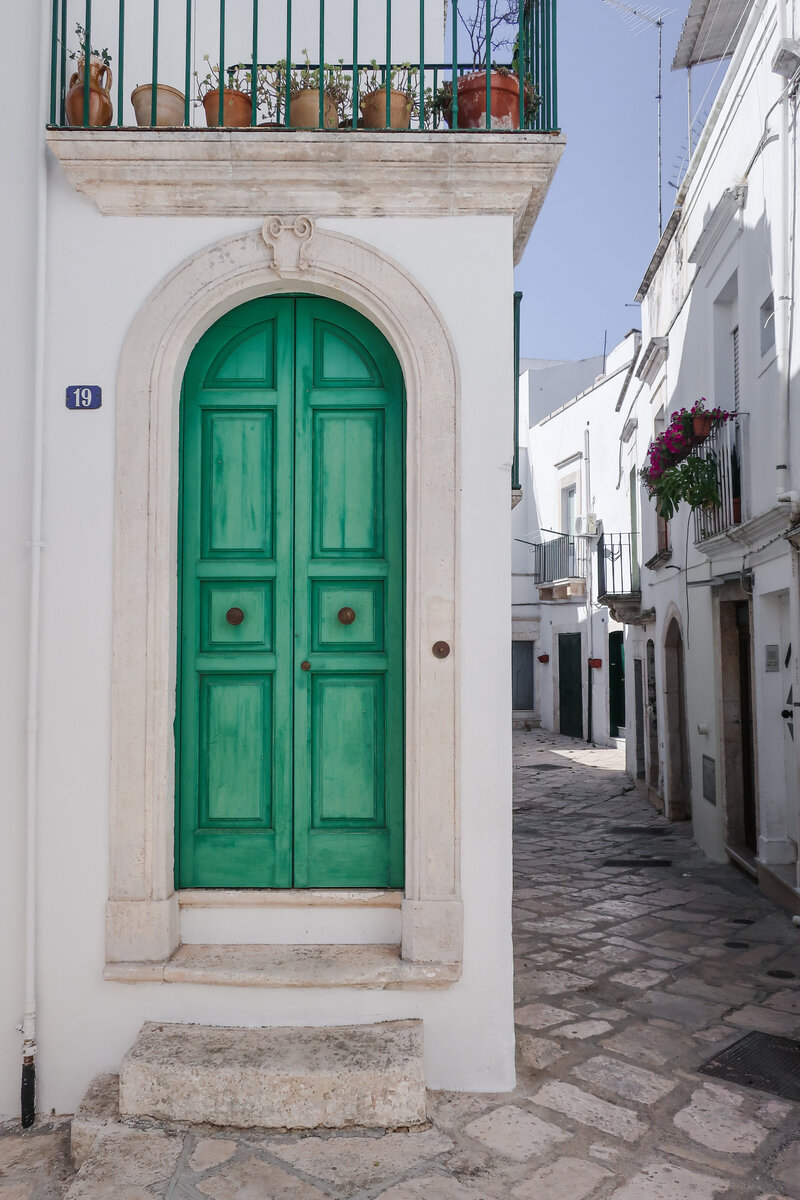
(226, 607, 245, 626)
(301, 661, 311, 672)
(433, 641, 451, 659)
(338, 607, 356, 626)
(781, 709, 792, 719)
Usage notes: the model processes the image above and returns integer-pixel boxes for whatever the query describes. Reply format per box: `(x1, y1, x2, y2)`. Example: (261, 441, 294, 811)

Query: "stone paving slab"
(3, 729, 800, 1198)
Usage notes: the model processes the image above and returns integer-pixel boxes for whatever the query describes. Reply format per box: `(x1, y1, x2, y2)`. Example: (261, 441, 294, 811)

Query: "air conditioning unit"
(574, 514, 599, 537)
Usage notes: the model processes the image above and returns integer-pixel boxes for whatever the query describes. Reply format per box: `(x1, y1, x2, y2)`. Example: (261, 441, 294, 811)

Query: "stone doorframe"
(106, 218, 462, 968)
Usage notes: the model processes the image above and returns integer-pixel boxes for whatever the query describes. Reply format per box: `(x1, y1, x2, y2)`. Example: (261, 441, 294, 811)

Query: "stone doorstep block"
(71, 1074, 122, 1168)
(119, 1019, 427, 1131)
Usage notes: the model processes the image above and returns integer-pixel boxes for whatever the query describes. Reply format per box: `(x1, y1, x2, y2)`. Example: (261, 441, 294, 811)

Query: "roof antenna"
(602, 0, 672, 238)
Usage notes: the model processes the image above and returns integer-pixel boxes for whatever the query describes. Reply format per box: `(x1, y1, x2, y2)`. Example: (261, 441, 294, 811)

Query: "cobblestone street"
(2, 729, 799, 1199)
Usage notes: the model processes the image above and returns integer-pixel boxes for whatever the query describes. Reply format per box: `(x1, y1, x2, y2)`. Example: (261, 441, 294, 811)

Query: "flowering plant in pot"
(641, 402, 735, 520)
(65, 23, 113, 127)
(194, 58, 254, 127)
(359, 62, 419, 129)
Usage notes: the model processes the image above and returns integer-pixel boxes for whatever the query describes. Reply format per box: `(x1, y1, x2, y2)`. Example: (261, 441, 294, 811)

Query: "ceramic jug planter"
(201, 88, 253, 127)
(445, 71, 520, 130)
(66, 55, 113, 127)
(288, 88, 338, 128)
(360, 88, 413, 129)
(131, 83, 186, 127)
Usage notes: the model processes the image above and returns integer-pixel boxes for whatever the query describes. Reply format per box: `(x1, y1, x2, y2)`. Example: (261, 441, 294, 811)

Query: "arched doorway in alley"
(664, 618, 691, 821)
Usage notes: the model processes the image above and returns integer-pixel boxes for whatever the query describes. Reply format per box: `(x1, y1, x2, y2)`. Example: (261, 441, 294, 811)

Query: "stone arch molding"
(106, 218, 462, 968)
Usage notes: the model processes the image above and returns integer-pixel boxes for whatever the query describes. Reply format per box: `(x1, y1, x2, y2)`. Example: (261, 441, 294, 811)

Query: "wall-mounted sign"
(765, 644, 780, 672)
(66, 386, 102, 410)
(702, 754, 717, 805)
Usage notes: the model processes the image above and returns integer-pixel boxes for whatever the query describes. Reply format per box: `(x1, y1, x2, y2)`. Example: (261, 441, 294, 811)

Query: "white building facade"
(2, 0, 563, 1119)
(618, 0, 800, 911)
(512, 335, 639, 746)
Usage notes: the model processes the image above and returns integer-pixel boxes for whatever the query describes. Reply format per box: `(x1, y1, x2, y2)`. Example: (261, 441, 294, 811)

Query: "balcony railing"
(532, 533, 587, 584)
(49, 0, 558, 133)
(693, 414, 747, 543)
(597, 532, 639, 600)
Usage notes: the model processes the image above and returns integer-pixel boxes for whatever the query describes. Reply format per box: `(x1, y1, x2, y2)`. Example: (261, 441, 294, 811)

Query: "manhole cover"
(724, 941, 751, 949)
(766, 969, 796, 980)
(602, 857, 673, 868)
(610, 825, 669, 835)
(700, 1031, 800, 1101)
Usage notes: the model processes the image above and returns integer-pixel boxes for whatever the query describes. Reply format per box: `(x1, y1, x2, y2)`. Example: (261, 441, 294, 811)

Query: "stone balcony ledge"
(45, 128, 564, 264)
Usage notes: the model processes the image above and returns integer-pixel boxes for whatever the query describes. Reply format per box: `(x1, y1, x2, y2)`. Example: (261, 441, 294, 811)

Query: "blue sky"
(515, 0, 724, 361)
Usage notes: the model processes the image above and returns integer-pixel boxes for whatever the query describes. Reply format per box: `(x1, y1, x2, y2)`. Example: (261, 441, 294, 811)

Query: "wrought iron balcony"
(693, 414, 747, 543)
(530, 532, 587, 600)
(49, 1, 558, 134)
(597, 532, 646, 624)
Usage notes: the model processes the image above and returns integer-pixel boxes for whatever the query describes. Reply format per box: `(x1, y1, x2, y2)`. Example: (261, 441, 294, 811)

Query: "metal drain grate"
(602, 857, 673, 868)
(700, 1031, 800, 1101)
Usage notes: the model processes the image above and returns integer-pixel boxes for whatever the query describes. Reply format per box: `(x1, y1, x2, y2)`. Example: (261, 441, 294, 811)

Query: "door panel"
(558, 633, 583, 739)
(178, 299, 294, 888)
(178, 296, 404, 889)
(293, 298, 404, 888)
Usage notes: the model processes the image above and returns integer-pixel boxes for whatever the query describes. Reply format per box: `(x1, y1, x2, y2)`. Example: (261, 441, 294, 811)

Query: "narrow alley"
(2, 730, 799, 1199)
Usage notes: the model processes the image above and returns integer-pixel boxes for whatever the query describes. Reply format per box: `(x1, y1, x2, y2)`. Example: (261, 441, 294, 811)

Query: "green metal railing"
(49, 0, 558, 133)
(513, 290, 522, 491)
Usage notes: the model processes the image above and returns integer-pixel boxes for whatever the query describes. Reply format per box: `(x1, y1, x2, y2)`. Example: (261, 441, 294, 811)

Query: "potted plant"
(131, 82, 186, 127)
(359, 62, 419, 129)
(285, 51, 346, 129)
(194, 58, 254, 127)
(65, 23, 113, 127)
(431, 69, 538, 129)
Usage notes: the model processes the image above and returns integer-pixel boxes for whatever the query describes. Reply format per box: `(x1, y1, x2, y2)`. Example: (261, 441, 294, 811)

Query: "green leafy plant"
(69, 22, 111, 66)
(360, 61, 420, 103)
(193, 57, 253, 102)
(641, 400, 734, 508)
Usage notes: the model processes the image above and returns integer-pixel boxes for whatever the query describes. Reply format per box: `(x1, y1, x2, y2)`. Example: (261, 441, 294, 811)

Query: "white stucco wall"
(0, 134, 517, 1114)
(620, 0, 800, 871)
(512, 337, 635, 742)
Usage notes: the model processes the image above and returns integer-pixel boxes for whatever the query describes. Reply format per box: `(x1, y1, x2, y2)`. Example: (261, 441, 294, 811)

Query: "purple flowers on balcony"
(640, 401, 736, 521)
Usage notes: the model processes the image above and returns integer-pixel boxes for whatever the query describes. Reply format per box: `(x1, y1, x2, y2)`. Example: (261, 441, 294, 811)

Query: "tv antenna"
(602, 0, 671, 238)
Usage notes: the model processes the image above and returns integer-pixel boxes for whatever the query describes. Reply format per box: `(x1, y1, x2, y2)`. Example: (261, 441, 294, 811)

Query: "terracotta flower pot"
(131, 83, 186, 127)
(66, 56, 113, 127)
(692, 413, 714, 439)
(445, 71, 520, 130)
(288, 88, 338, 128)
(201, 88, 253, 128)
(360, 87, 413, 129)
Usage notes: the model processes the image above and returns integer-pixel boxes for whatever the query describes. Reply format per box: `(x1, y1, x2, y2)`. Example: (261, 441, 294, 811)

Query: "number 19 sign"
(66, 385, 102, 410)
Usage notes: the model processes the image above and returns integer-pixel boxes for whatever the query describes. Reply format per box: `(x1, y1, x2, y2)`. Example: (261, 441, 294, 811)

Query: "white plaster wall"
(622, 0, 800, 866)
(0, 0, 41, 1133)
(0, 150, 516, 1114)
(513, 340, 634, 743)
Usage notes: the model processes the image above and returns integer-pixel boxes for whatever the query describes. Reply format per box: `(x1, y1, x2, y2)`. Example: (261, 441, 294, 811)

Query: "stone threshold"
(104, 942, 461, 989)
(178, 888, 402, 909)
(757, 859, 800, 917)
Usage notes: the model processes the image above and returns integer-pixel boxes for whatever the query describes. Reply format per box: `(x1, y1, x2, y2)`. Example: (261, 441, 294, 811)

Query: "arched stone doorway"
(664, 618, 691, 821)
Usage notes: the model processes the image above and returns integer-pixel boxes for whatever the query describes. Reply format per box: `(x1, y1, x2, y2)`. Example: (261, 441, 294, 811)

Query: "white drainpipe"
(585, 423, 594, 743)
(22, 0, 52, 1126)
(775, 0, 796, 507)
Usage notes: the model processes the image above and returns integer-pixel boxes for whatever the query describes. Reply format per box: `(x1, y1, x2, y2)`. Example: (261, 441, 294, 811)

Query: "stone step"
(119, 1019, 427, 1130)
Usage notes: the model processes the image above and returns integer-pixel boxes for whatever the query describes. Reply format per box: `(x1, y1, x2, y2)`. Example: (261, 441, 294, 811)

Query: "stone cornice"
(45, 128, 565, 265)
(695, 504, 795, 562)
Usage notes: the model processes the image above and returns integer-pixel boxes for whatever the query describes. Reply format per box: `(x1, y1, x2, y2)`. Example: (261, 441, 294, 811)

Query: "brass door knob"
(226, 607, 245, 626)
(338, 607, 356, 625)
(432, 641, 451, 659)
(301, 661, 311, 672)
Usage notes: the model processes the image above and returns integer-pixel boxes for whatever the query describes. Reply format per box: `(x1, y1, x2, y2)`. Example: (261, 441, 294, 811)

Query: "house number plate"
(66, 385, 102, 410)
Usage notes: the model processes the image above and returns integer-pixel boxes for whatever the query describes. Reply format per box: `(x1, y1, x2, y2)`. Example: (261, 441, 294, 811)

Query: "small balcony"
(597, 532, 646, 625)
(46, 1, 563, 248)
(532, 533, 587, 601)
(693, 414, 747, 544)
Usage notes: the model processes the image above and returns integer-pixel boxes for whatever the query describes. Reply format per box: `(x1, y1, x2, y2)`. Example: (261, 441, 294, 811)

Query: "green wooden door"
(178, 296, 404, 888)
